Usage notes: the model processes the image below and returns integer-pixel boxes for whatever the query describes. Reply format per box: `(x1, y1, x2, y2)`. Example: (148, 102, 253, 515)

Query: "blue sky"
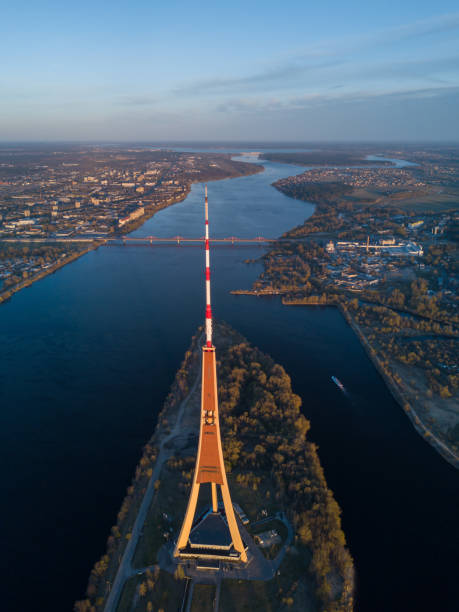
(1, 1, 459, 141)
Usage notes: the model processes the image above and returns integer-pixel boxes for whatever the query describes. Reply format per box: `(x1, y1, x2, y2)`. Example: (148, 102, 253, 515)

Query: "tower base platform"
(175, 509, 248, 562)
(159, 512, 295, 582)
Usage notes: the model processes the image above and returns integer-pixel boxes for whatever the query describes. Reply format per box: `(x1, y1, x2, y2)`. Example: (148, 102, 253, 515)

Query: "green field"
(117, 570, 186, 612)
(220, 553, 312, 612)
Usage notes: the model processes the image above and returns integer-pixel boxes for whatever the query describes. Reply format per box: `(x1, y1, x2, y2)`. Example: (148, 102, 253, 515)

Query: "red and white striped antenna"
(204, 185, 213, 348)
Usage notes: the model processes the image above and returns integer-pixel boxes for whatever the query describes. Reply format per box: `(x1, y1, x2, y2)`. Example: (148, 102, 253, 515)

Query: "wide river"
(0, 154, 457, 612)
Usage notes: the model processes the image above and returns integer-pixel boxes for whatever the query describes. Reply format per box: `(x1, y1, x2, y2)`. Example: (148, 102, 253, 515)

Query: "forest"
(217, 336, 354, 611)
(0, 242, 83, 261)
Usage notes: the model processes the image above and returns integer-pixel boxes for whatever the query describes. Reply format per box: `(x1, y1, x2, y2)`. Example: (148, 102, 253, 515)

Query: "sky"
(1, 0, 459, 142)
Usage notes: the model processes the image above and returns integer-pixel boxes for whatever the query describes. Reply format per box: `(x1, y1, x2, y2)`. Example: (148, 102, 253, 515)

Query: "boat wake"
(331, 375, 350, 398)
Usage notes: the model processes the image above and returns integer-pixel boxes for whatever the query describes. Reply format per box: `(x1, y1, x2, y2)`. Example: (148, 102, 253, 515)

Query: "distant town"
(0, 146, 259, 295)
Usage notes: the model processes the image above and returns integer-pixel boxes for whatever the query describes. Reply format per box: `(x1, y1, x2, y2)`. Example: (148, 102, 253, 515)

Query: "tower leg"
(211, 483, 218, 512)
(220, 483, 248, 562)
(174, 482, 200, 555)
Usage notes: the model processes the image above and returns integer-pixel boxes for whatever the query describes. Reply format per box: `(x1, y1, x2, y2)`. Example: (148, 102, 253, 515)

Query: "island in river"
(258, 150, 393, 167)
(75, 322, 354, 612)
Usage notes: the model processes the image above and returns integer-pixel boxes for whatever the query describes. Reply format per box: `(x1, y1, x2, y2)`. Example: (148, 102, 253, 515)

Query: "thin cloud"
(384, 11, 459, 43)
(204, 53, 459, 106)
(172, 13, 459, 98)
(325, 54, 459, 88)
(364, 55, 459, 80)
(216, 85, 459, 114)
(114, 95, 157, 106)
(294, 12, 459, 61)
(173, 59, 343, 96)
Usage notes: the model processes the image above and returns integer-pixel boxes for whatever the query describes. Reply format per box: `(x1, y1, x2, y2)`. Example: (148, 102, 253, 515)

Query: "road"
(103, 368, 201, 612)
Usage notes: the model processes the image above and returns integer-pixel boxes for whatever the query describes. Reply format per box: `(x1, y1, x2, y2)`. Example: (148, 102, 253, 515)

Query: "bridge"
(0, 236, 277, 246)
(113, 236, 273, 245)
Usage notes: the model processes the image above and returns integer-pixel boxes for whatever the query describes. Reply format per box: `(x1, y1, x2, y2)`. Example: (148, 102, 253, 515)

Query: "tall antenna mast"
(174, 183, 247, 564)
(204, 185, 213, 348)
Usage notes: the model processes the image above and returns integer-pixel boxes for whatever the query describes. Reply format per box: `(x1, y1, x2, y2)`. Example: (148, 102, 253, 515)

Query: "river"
(0, 154, 457, 612)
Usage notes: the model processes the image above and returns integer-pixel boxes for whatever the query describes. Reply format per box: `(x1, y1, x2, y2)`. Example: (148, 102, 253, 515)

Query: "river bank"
(230, 287, 459, 469)
(76, 322, 354, 612)
(339, 304, 459, 469)
(114, 157, 263, 237)
(0, 242, 97, 305)
(0, 159, 263, 307)
(0, 189, 193, 306)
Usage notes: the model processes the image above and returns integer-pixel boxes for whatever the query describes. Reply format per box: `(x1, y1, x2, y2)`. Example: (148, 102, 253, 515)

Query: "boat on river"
(331, 376, 345, 392)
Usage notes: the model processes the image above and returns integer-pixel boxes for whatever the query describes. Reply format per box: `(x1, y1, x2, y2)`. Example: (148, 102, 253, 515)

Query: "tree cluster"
(216, 340, 354, 611)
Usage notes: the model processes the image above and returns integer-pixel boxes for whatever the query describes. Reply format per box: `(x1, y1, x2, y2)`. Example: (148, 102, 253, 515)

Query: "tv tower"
(174, 186, 247, 563)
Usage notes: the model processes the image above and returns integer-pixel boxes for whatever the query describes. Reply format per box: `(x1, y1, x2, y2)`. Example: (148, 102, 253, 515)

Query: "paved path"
(103, 369, 201, 611)
(183, 580, 194, 612)
(271, 512, 294, 572)
(214, 577, 221, 612)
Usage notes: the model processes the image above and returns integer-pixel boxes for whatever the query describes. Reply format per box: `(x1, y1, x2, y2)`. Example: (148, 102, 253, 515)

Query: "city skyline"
(1, 1, 459, 141)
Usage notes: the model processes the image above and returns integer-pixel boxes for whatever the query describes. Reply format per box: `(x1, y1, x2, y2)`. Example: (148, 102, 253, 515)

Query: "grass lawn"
(220, 580, 275, 612)
(143, 570, 186, 612)
(132, 463, 190, 568)
(116, 575, 141, 612)
(190, 584, 216, 612)
(121, 570, 186, 612)
(220, 552, 313, 612)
